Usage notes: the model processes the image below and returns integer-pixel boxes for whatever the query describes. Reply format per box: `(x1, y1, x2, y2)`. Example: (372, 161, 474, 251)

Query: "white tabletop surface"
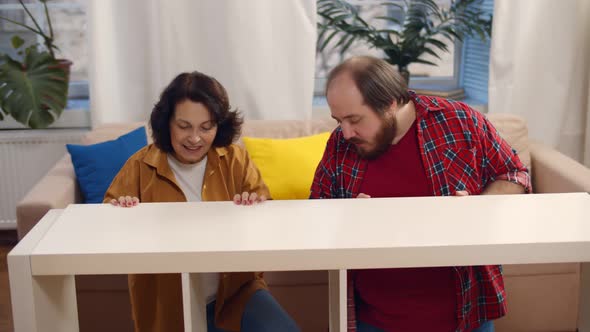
(30, 193, 590, 275)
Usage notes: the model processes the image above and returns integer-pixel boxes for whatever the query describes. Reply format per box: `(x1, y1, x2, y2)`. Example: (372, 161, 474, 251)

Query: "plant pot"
(398, 66, 410, 86)
(386, 61, 411, 86)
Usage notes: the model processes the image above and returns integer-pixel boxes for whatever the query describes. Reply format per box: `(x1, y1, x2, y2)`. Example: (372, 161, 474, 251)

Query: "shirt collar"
(142, 144, 229, 180)
(409, 90, 445, 118)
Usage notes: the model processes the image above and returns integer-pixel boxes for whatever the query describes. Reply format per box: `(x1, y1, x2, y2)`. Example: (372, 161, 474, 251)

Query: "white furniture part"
(8, 193, 590, 332)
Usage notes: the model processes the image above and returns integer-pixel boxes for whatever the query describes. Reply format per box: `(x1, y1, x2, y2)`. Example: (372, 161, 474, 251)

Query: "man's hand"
(110, 196, 139, 207)
(357, 193, 371, 198)
(233, 192, 267, 205)
(482, 180, 526, 195)
(455, 179, 526, 196)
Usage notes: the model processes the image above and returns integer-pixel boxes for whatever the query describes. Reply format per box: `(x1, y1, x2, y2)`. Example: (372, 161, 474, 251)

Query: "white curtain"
(88, 0, 317, 125)
(488, 0, 590, 165)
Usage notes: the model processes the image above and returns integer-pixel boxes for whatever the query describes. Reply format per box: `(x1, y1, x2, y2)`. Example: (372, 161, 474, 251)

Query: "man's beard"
(349, 117, 396, 160)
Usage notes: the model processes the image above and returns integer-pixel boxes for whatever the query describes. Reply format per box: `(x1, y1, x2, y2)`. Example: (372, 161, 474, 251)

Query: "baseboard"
(0, 220, 16, 231)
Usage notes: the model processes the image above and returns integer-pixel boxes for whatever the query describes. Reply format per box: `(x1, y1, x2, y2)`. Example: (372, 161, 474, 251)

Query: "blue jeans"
(357, 320, 494, 332)
(206, 289, 300, 332)
(473, 321, 495, 332)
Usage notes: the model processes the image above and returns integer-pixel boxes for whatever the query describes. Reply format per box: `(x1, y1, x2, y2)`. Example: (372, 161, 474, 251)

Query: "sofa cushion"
(496, 273, 579, 331)
(83, 122, 151, 145)
(502, 263, 579, 276)
(67, 126, 147, 203)
(487, 113, 531, 173)
(78, 115, 529, 196)
(243, 132, 331, 200)
(240, 118, 336, 139)
(83, 119, 337, 144)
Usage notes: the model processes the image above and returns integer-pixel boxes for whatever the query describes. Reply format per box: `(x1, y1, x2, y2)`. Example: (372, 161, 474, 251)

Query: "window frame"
(0, 1, 90, 129)
(0, 1, 89, 99)
(314, 40, 463, 95)
(313, 0, 463, 96)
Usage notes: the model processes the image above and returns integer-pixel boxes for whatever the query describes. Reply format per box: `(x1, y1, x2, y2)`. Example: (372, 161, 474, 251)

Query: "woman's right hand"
(110, 196, 139, 207)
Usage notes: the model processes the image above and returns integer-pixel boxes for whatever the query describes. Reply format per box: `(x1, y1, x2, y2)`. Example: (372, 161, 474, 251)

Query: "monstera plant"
(317, 0, 492, 84)
(0, 0, 72, 129)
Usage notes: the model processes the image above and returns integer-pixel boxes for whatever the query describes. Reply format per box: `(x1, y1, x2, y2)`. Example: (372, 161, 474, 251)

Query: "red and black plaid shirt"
(310, 92, 531, 332)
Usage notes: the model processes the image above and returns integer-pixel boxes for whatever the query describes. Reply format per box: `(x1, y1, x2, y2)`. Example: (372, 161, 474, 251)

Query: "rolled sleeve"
(474, 112, 532, 193)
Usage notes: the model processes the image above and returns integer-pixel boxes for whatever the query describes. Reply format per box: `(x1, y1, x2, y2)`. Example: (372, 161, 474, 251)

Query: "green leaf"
(374, 16, 402, 26)
(422, 47, 442, 59)
(11, 35, 25, 49)
(340, 34, 357, 54)
(330, 13, 353, 24)
(0, 47, 69, 129)
(425, 38, 448, 51)
(376, 28, 401, 38)
(319, 30, 341, 52)
(413, 57, 437, 66)
(380, 1, 404, 11)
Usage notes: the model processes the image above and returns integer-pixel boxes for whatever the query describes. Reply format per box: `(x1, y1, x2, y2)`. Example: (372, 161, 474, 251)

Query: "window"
(0, 0, 89, 128)
(459, 0, 493, 104)
(315, 0, 460, 95)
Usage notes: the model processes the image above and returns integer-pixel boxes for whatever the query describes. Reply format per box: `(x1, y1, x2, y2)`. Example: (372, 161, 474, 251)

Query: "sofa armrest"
(16, 154, 81, 239)
(529, 140, 590, 193)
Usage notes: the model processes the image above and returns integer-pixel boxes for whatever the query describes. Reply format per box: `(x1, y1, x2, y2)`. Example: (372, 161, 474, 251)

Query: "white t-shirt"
(168, 154, 219, 304)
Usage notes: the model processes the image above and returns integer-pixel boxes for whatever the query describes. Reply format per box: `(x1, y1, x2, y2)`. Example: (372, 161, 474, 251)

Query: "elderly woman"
(104, 71, 299, 332)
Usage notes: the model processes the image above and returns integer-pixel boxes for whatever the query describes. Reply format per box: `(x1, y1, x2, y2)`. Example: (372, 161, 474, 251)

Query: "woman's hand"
(233, 192, 266, 205)
(110, 196, 139, 207)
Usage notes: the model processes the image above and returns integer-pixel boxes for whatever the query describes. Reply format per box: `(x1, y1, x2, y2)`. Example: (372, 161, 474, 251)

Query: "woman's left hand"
(233, 191, 266, 205)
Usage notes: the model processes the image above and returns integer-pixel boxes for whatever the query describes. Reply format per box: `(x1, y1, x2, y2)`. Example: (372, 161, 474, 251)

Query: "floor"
(0, 230, 17, 332)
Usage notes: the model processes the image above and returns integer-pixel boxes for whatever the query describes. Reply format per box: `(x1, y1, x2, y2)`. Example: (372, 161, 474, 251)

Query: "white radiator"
(0, 129, 87, 229)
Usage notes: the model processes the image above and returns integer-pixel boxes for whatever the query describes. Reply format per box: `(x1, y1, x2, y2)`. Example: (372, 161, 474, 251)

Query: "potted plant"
(0, 0, 72, 129)
(317, 0, 492, 83)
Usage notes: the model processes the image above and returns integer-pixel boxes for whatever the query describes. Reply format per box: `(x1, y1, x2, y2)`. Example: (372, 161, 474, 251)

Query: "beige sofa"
(16, 114, 590, 332)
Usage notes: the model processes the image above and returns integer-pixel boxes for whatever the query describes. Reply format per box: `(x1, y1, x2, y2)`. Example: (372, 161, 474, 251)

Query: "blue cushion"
(67, 126, 147, 203)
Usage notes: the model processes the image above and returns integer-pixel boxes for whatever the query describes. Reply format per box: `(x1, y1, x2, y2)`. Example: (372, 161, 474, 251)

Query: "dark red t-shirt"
(355, 120, 457, 332)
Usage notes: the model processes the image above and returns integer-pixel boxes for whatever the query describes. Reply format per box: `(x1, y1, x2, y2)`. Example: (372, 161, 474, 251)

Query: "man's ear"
(384, 101, 398, 119)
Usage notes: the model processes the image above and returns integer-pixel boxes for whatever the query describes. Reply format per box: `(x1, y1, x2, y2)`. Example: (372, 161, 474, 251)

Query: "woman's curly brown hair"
(150, 71, 243, 152)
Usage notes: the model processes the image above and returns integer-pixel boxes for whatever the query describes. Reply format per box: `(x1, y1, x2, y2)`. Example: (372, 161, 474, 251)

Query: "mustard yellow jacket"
(104, 143, 270, 332)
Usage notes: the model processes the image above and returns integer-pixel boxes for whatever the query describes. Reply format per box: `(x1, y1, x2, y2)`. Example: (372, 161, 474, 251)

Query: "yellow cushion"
(242, 132, 331, 200)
